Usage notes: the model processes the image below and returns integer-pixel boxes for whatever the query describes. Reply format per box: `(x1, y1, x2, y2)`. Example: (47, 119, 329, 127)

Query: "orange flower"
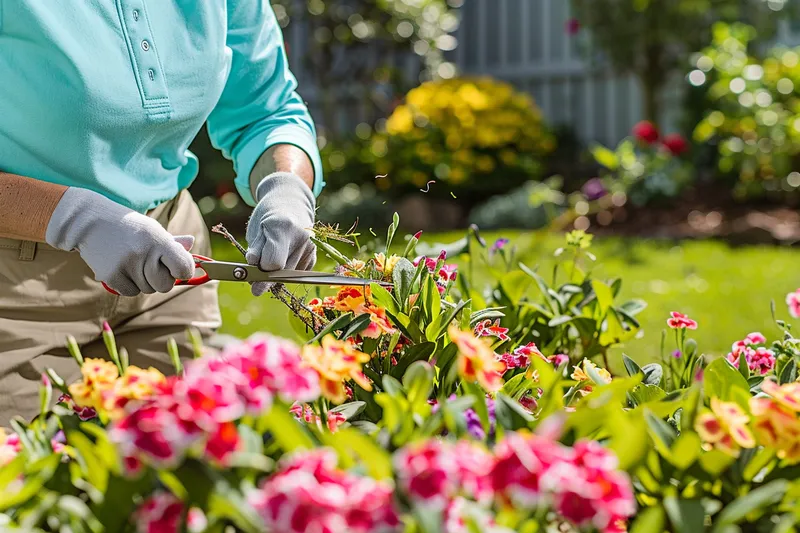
(302, 336, 372, 404)
(333, 286, 368, 313)
(449, 325, 505, 392)
(362, 305, 397, 339)
(695, 398, 755, 457)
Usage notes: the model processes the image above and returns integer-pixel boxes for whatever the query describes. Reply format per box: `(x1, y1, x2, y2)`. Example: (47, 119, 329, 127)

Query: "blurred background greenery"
(189, 0, 800, 361)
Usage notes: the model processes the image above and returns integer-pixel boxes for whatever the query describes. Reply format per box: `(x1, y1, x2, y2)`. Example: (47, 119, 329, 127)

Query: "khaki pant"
(0, 190, 222, 424)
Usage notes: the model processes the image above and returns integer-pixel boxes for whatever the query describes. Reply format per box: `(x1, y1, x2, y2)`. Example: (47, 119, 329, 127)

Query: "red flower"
(667, 311, 697, 330)
(632, 121, 659, 145)
(474, 319, 510, 342)
(662, 133, 689, 156)
(565, 18, 581, 35)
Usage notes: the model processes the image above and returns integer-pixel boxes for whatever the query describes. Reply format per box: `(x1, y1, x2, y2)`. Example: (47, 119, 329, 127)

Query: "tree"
(570, 0, 791, 125)
(271, 0, 462, 135)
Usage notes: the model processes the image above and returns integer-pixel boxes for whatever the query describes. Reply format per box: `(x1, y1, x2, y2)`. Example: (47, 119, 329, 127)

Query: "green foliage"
(694, 22, 800, 199)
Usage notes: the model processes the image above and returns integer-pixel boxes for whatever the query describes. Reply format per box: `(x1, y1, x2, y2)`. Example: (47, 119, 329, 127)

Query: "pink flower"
(444, 498, 512, 533)
(58, 394, 98, 421)
(110, 404, 188, 469)
(746, 332, 767, 344)
(727, 346, 775, 376)
(249, 449, 400, 533)
(133, 491, 184, 533)
(474, 319, 510, 342)
(667, 311, 697, 330)
(549, 354, 570, 367)
(187, 508, 208, 533)
(394, 440, 458, 508)
(290, 403, 347, 432)
(787, 289, 800, 318)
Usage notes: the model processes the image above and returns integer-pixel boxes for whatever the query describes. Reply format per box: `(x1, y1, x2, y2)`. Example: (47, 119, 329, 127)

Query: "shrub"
(368, 77, 555, 206)
(4, 215, 800, 532)
(590, 121, 694, 207)
(694, 23, 800, 199)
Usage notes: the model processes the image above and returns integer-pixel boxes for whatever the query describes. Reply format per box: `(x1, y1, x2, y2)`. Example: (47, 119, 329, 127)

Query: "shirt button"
(141, 40, 150, 51)
(132, 10, 140, 21)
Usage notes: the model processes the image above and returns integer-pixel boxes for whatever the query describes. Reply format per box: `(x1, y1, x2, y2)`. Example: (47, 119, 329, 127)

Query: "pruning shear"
(102, 254, 391, 295)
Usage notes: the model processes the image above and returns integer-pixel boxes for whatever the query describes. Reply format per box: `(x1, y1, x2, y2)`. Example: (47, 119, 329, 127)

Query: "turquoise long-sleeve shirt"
(0, 1, 324, 212)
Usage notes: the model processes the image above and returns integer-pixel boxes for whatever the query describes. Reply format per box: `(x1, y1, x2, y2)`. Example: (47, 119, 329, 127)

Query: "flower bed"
(2, 217, 800, 532)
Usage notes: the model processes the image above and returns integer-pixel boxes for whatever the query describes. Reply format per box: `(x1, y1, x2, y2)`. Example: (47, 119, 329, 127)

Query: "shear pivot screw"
(233, 267, 248, 280)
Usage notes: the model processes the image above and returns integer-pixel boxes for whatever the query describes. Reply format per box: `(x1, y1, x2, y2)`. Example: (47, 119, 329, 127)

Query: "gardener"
(0, 2, 322, 421)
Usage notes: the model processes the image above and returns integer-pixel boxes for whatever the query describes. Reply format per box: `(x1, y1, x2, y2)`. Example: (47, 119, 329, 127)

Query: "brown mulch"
(588, 185, 800, 246)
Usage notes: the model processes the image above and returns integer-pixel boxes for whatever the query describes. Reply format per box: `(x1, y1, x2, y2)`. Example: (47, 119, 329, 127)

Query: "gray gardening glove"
(245, 172, 316, 296)
(45, 187, 196, 297)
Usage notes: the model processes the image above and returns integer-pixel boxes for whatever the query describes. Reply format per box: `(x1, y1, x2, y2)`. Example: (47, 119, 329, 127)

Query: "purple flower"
(431, 395, 496, 440)
(582, 178, 607, 201)
(672, 350, 682, 359)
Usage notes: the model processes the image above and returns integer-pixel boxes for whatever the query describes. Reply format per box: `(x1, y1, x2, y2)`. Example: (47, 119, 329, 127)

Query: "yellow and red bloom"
(474, 319, 510, 342)
(695, 398, 755, 457)
(302, 336, 372, 404)
(750, 397, 800, 463)
(101, 366, 167, 420)
(761, 379, 800, 413)
(68, 358, 120, 411)
(449, 326, 505, 393)
(363, 305, 398, 339)
(332, 286, 369, 313)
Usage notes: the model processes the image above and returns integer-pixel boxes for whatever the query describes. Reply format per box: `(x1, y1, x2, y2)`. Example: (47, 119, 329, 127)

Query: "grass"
(214, 231, 800, 369)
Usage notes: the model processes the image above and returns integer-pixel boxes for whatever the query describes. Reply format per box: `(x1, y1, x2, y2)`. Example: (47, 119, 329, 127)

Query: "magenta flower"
(133, 491, 184, 533)
(582, 178, 607, 201)
(727, 346, 775, 376)
(667, 311, 697, 330)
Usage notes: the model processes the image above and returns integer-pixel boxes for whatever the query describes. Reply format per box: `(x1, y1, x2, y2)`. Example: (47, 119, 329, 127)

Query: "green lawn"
(214, 232, 800, 369)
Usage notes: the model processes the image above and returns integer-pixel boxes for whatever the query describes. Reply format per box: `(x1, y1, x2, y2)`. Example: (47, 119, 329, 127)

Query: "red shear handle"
(102, 254, 212, 296)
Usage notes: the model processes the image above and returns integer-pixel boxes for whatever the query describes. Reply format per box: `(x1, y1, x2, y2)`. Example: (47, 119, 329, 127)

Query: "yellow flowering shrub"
(371, 77, 554, 204)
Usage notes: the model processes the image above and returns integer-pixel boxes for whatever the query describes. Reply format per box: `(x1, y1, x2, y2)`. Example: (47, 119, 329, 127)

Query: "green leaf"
(664, 497, 705, 533)
(607, 410, 649, 470)
(699, 449, 736, 477)
(646, 410, 676, 452)
(629, 384, 666, 406)
(779, 359, 797, 385)
(393, 342, 436, 379)
(630, 506, 666, 533)
(392, 258, 416, 306)
(591, 280, 614, 316)
(469, 308, 506, 327)
(403, 361, 434, 412)
(738, 351, 750, 380)
(369, 282, 400, 315)
(623, 354, 643, 377)
(68, 430, 109, 493)
(261, 404, 314, 452)
(712, 480, 789, 531)
(337, 314, 372, 341)
(668, 433, 702, 470)
(329, 401, 366, 421)
(385, 212, 400, 253)
(321, 428, 394, 481)
(519, 263, 556, 312)
(494, 393, 534, 431)
(309, 313, 355, 344)
(704, 357, 750, 403)
(311, 237, 350, 266)
(499, 271, 533, 304)
(590, 142, 620, 170)
(620, 299, 648, 316)
(642, 363, 664, 386)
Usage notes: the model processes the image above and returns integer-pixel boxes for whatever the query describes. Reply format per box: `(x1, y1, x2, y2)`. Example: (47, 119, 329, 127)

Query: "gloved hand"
(45, 187, 196, 297)
(245, 172, 316, 296)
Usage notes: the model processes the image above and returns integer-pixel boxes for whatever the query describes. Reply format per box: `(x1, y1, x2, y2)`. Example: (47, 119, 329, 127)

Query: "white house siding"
(455, 0, 653, 147)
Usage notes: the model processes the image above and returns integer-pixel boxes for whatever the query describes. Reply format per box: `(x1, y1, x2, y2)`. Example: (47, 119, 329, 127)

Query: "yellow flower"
(571, 359, 612, 396)
(374, 253, 401, 277)
(449, 325, 505, 393)
(385, 105, 414, 135)
(302, 336, 372, 404)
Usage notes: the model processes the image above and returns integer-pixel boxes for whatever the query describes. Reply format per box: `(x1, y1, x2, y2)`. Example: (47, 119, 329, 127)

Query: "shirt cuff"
(234, 124, 325, 206)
